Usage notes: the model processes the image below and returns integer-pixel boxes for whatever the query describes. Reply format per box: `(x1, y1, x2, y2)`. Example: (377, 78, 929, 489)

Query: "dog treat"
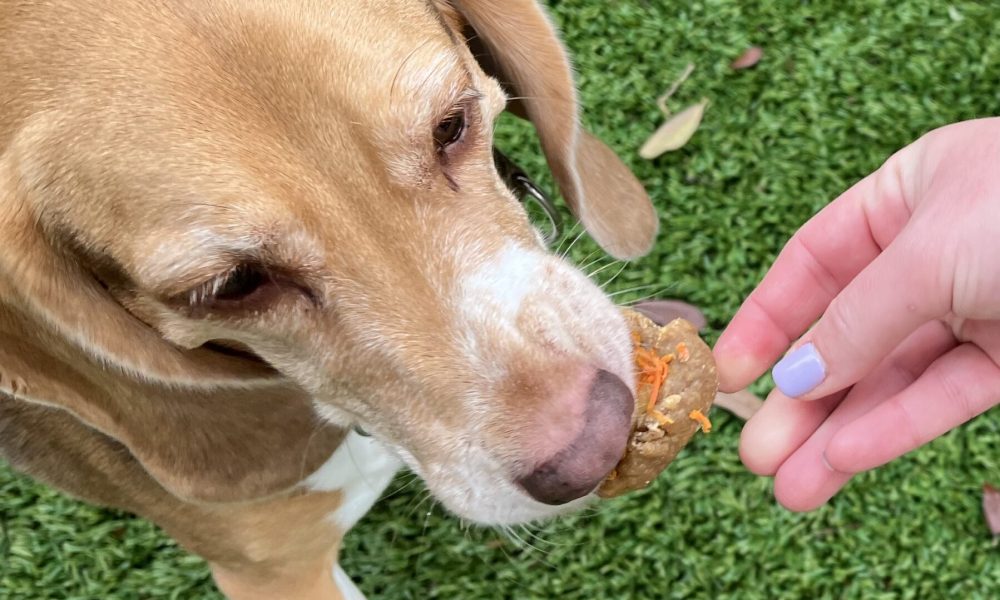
(597, 309, 718, 498)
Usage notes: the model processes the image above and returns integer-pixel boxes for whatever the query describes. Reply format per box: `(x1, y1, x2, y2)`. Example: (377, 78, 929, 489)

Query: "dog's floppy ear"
(0, 159, 343, 503)
(451, 0, 658, 259)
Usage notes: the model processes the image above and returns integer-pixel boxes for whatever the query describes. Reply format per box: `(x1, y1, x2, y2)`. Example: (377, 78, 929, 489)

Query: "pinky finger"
(825, 343, 1000, 474)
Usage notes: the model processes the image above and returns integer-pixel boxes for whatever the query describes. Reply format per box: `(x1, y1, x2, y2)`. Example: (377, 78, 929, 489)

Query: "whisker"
(504, 95, 576, 106)
(491, 527, 518, 565)
(500, 525, 548, 559)
(379, 471, 421, 501)
(618, 282, 682, 306)
(556, 224, 586, 259)
(526, 521, 583, 550)
(404, 489, 434, 521)
(296, 417, 329, 483)
(390, 38, 436, 101)
(421, 501, 437, 536)
(509, 526, 548, 555)
(607, 283, 662, 299)
(570, 501, 614, 523)
(574, 250, 606, 273)
(599, 261, 630, 290)
(517, 523, 564, 548)
(586, 259, 624, 280)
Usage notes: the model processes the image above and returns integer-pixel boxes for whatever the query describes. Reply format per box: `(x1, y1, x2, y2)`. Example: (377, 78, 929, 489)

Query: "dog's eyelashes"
(214, 264, 268, 302)
(185, 263, 277, 312)
(175, 261, 323, 317)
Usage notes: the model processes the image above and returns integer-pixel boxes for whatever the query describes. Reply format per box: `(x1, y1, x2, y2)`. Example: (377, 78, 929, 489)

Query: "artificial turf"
(3, 0, 1000, 598)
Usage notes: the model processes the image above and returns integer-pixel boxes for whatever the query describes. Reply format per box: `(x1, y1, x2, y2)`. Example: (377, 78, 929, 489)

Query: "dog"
(0, 1, 661, 598)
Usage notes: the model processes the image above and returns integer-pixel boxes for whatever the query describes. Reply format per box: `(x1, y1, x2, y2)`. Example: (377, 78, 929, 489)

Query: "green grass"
(4, 0, 1000, 597)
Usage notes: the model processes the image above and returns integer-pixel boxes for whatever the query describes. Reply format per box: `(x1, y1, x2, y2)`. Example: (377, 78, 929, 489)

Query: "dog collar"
(492, 147, 562, 246)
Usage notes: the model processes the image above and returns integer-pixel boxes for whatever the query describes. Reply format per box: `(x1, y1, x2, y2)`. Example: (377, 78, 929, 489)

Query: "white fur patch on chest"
(304, 431, 402, 532)
(333, 564, 367, 600)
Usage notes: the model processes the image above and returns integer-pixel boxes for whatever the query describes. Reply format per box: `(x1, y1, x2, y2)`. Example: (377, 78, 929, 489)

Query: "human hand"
(713, 118, 1000, 511)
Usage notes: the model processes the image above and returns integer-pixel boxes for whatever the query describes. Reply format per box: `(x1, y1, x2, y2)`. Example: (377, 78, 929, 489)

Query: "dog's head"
(0, 0, 656, 524)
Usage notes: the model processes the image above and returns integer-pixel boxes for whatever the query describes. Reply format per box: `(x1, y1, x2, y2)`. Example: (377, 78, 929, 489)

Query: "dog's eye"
(188, 263, 272, 310)
(433, 107, 467, 151)
(177, 262, 319, 316)
(214, 264, 268, 302)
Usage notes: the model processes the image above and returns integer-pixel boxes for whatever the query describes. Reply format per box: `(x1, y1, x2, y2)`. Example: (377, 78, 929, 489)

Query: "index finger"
(713, 144, 919, 392)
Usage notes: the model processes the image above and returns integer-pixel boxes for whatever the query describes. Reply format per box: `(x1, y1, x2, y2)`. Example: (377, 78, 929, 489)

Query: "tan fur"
(0, 395, 347, 597)
(454, 0, 658, 258)
(0, 1, 656, 597)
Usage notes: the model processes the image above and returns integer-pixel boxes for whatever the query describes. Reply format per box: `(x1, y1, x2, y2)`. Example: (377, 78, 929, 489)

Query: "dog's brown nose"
(517, 369, 633, 505)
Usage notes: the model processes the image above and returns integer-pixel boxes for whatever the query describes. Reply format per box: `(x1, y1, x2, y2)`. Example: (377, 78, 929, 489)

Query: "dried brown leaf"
(639, 98, 709, 159)
(713, 390, 763, 421)
(731, 46, 763, 70)
(631, 300, 707, 330)
(984, 483, 1000, 536)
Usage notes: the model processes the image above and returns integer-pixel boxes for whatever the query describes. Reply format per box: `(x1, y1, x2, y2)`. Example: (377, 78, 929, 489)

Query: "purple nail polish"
(772, 343, 826, 397)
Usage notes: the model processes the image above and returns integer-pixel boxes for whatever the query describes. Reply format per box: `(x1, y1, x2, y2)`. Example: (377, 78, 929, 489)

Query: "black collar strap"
(492, 147, 562, 246)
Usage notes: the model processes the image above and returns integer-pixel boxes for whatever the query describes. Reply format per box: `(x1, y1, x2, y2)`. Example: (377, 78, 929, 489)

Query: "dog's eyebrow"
(390, 45, 472, 118)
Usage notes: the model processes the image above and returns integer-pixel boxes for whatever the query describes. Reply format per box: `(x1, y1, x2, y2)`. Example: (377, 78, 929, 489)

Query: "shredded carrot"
(650, 408, 674, 427)
(635, 346, 674, 418)
(633, 333, 687, 422)
(689, 409, 712, 433)
(645, 369, 664, 414)
(676, 342, 690, 363)
(635, 347, 659, 373)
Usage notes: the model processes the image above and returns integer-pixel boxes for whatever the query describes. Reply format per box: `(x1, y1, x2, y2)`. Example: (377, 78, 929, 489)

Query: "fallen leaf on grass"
(984, 483, 1000, 536)
(730, 46, 763, 70)
(639, 98, 709, 159)
(631, 299, 707, 330)
(713, 390, 763, 421)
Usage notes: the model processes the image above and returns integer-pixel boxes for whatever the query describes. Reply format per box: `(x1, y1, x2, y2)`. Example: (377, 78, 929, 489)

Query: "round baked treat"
(597, 309, 718, 498)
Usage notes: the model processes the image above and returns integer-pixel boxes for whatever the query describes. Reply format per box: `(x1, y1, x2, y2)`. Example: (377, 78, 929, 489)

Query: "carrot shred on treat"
(650, 409, 674, 427)
(635, 347, 660, 373)
(689, 409, 712, 433)
(634, 345, 674, 417)
(645, 372, 664, 414)
(676, 342, 690, 363)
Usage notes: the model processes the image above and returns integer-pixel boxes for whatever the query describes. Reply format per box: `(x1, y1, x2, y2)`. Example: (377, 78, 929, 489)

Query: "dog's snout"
(517, 369, 633, 505)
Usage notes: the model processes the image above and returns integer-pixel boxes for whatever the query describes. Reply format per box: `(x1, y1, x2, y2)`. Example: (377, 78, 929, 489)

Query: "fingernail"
(772, 343, 826, 398)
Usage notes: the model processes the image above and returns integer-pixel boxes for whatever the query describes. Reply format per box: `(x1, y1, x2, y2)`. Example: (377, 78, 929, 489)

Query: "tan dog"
(0, 1, 659, 598)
